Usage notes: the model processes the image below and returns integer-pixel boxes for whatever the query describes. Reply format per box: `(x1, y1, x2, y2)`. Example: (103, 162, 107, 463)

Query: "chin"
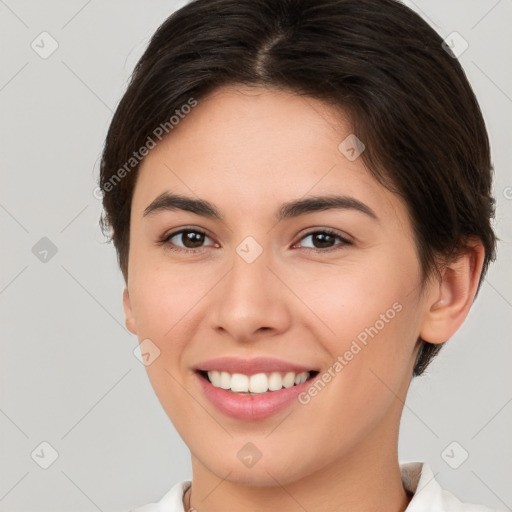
(197, 451, 317, 488)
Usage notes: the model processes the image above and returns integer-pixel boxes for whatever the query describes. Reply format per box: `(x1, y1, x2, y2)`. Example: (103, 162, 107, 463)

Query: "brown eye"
(296, 229, 351, 252)
(162, 228, 217, 253)
(177, 230, 206, 248)
(309, 232, 336, 249)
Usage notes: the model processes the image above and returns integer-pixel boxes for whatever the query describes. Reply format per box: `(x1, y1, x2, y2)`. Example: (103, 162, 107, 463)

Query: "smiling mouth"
(196, 369, 320, 395)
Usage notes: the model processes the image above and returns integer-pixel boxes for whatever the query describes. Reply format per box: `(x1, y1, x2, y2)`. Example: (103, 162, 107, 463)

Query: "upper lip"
(194, 357, 318, 376)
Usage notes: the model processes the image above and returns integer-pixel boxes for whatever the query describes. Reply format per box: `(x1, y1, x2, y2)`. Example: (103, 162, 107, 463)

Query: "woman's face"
(124, 85, 434, 486)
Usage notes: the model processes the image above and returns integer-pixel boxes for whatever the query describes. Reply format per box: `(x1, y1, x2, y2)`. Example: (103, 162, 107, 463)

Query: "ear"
(123, 287, 137, 335)
(419, 238, 485, 344)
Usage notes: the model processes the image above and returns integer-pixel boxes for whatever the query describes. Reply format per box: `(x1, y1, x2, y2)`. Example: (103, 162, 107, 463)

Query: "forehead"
(132, 84, 408, 227)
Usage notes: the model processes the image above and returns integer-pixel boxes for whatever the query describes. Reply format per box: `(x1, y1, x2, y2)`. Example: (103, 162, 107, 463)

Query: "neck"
(185, 424, 412, 512)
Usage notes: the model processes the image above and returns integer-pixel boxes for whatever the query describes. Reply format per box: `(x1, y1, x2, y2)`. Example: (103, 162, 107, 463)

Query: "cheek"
(297, 256, 414, 335)
(128, 258, 213, 338)
(298, 250, 421, 381)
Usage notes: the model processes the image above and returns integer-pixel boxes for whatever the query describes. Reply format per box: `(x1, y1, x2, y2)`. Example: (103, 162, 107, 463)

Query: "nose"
(209, 244, 292, 343)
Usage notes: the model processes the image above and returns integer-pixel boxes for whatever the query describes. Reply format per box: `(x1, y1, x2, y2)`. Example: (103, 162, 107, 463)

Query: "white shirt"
(131, 462, 501, 512)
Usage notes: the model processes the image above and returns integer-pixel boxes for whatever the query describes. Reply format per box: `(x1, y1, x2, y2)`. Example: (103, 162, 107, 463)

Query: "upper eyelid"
(297, 227, 351, 241)
(163, 227, 216, 245)
(163, 226, 211, 238)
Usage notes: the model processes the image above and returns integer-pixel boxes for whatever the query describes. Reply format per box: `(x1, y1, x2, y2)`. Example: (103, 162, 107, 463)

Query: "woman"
(98, 0, 499, 510)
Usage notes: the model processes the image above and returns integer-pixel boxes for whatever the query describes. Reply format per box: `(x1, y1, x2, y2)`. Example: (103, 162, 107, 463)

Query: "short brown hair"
(99, 0, 497, 376)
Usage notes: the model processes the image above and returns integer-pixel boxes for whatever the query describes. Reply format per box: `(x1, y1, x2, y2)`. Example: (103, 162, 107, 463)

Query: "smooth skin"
(122, 85, 484, 512)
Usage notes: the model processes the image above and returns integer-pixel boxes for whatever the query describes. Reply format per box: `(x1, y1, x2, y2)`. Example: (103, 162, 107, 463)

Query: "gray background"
(0, 1, 511, 511)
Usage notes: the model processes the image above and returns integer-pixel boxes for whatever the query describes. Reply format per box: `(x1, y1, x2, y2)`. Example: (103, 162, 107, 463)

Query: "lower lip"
(195, 371, 317, 421)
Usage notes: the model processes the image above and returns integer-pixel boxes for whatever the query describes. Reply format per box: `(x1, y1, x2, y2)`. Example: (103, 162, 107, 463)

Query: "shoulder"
(130, 480, 191, 512)
(401, 462, 502, 512)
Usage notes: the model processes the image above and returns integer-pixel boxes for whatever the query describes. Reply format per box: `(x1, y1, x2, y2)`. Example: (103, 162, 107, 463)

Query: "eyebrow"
(143, 192, 378, 221)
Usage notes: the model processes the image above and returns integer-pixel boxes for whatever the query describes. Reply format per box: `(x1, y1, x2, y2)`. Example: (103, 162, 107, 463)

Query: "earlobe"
(419, 238, 485, 345)
(123, 287, 137, 335)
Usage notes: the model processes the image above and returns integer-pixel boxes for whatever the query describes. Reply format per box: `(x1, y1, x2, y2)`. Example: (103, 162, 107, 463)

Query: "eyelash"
(159, 227, 351, 254)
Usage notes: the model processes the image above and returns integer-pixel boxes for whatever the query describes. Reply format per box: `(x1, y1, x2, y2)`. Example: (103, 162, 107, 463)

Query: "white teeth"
(231, 373, 249, 392)
(219, 371, 230, 389)
(249, 373, 267, 393)
(206, 370, 311, 393)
